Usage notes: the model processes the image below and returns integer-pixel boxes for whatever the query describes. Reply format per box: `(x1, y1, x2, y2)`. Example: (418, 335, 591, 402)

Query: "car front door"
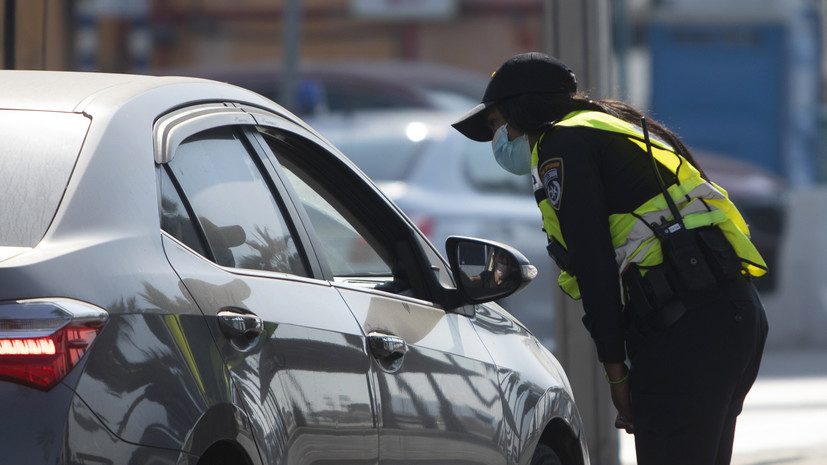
(255, 124, 508, 464)
(155, 105, 378, 464)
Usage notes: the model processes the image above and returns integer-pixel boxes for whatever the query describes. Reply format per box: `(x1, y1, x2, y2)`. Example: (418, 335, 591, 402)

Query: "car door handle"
(367, 331, 407, 362)
(217, 308, 263, 339)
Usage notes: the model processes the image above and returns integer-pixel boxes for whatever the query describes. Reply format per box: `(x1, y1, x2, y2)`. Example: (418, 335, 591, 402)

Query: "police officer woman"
(452, 52, 769, 465)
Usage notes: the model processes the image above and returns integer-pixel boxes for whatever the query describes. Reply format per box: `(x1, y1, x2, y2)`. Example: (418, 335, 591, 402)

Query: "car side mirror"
(445, 236, 537, 305)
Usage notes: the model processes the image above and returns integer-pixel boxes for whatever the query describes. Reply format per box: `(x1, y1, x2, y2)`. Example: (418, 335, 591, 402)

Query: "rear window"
(0, 110, 90, 246)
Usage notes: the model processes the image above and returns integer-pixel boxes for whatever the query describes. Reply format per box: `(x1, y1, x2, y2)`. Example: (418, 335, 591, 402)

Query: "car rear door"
(251, 119, 508, 464)
(155, 104, 378, 464)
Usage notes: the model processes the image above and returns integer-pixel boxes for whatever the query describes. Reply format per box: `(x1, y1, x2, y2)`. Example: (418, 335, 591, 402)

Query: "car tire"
(530, 443, 563, 465)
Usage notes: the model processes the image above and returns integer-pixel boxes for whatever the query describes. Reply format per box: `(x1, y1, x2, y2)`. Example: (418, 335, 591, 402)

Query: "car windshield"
(0, 110, 90, 247)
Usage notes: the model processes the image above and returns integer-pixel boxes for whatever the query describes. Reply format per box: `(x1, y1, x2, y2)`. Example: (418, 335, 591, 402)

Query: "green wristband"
(605, 370, 630, 385)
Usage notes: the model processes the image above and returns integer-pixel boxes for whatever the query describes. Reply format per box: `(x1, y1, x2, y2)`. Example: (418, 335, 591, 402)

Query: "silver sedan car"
(0, 71, 587, 465)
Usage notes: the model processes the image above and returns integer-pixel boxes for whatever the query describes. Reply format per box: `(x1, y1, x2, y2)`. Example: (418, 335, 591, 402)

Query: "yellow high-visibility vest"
(532, 110, 767, 299)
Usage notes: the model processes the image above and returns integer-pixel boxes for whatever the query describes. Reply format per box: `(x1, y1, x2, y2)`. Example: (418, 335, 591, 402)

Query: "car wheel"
(530, 443, 563, 465)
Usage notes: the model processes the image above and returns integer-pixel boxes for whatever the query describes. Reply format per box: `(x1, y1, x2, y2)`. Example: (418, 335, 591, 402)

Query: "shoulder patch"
(539, 158, 563, 210)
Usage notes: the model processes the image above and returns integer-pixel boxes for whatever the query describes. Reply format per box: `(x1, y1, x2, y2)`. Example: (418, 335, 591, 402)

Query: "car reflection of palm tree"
(379, 349, 499, 432)
(177, 274, 377, 448)
(238, 225, 303, 273)
(497, 368, 565, 458)
(81, 288, 224, 449)
(445, 353, 500, 409)
(237, 333, 379, 459)
(142, 278, 297, 459)
(256, 331, 371, 422)
(101, 282, 506, 449)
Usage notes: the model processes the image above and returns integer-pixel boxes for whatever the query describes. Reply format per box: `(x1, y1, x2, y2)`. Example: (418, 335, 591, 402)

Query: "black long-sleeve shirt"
(537, 125, 676, 363)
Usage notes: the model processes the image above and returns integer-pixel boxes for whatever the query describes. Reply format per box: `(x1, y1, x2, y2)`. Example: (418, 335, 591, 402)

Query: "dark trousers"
(628, 277, 769, 465)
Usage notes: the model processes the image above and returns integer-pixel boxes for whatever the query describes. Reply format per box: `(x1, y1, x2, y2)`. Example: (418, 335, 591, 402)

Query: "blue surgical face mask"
(492, 123, 531, 175)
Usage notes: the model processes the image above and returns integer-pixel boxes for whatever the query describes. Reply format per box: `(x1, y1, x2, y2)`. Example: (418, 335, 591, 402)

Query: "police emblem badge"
(540, 158, 563, 210)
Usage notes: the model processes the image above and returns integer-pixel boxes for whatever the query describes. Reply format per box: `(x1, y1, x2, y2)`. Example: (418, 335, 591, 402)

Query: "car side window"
(277, 166, 390, 278)
(159, 168, 209, 257)
(258, 129, 443, 300)
(160, 126, 310, 277)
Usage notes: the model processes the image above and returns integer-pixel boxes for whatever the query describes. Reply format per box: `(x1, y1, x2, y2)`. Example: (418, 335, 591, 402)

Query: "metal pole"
(543, 1, 620, 464)
(4, 0, 16, 69)
(280, 0, 302, 112)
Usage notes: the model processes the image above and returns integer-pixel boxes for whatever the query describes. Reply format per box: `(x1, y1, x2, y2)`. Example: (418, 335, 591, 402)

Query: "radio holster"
(623, 225, 741, 329)
(623, 262, 686, 329)
(657, 221, 717, 292)
(624, 118, 743, 330)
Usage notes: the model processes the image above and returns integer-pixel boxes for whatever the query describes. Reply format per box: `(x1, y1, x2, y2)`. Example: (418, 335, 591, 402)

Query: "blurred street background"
(3, 0, 827, 463)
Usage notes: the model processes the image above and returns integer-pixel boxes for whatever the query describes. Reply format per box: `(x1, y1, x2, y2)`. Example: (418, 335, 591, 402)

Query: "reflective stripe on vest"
(531, 111, 768, 299)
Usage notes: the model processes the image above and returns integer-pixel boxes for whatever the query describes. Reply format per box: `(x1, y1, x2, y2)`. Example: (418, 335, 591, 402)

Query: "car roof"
(0, 70, 279, 114)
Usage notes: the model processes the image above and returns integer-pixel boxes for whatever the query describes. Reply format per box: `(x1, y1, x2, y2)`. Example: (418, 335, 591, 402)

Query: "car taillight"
(0, 298, 108, 390)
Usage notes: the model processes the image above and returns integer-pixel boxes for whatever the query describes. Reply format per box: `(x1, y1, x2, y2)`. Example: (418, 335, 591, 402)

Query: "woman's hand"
(604, 362, 634, 434)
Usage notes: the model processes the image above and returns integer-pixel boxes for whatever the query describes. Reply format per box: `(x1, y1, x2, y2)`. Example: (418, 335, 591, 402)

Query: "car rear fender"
(183, 403, 262, 465)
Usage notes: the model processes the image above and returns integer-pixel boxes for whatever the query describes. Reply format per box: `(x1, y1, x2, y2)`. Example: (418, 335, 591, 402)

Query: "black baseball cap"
(452, 52, 577, 142)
